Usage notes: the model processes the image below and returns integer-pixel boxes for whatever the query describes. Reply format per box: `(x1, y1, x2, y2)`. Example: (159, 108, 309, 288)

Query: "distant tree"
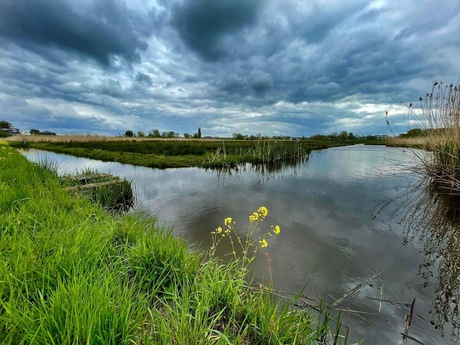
(160, 131, 175, 138)
(348, 132, 356, 140)
(124, 130, 134, 137)
(233, 133, 245, 140)
(183, 133, 190, 138)
(30, 129, 40, 135)
(311, 134, 327, 141)
(149, 129, 161, 138)
(400, 128, 426, 138)
(197, 127, 202, 138)
(137, 131, 145, 137)
(0, 121, 12, 129)
(339, 131, 348, 140)
(328, 132, 338, 139)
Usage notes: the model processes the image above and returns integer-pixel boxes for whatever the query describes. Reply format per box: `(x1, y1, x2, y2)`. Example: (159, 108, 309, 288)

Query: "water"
(23, 145, 459, 344)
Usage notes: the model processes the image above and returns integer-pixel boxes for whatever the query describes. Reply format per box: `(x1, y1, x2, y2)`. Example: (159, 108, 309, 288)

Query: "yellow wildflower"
(249, 214, 256, 222)
(260, 239, 268, 248)
(224, 217, 232, 226)
(273, 225, 281, 235)
(252, 212, 259, 221)
(216, 226, 223, 234)
(258, 206, 268, 217)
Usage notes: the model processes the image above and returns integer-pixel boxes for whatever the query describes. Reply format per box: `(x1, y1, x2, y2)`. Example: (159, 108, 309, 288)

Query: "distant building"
(375, 135, 388, 140)
(0, 127, 20, 135)
(37, 130, 57, 136)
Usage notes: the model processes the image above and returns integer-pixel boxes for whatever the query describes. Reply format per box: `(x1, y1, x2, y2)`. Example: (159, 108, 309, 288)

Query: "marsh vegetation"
(387, 81, 460, 194)
(1, 140, 349, 344)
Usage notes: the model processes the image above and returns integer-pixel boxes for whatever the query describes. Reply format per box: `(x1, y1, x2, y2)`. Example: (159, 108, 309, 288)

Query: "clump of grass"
(204, 140, 310, 171)
(89, 179, 135, 213)
(62, 168, 136, 213)
(1, 142, 349, 344)
(392, 81, 460, 193)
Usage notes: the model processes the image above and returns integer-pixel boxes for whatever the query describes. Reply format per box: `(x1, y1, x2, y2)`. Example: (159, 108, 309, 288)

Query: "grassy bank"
(8, 136, 383, 169)
(0, 140, 347, 344)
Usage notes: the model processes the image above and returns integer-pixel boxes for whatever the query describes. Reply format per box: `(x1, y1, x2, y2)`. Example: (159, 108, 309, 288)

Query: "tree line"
(124, 128, 202, 139)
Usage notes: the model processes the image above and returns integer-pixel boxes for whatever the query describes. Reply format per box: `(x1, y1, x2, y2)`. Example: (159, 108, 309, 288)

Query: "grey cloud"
(0, 0, 150, 66)
(248, 70, 274, 95)
(172, 0, 264, 61)
(135, 72, 153, 87)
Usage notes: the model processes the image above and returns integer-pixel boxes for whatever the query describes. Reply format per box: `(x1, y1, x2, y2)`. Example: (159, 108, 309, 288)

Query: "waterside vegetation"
(61, 169, 135, 213)
(0, 140, 348, 344)
(8, 135, 385, 169)
(386, 81, 460, 194)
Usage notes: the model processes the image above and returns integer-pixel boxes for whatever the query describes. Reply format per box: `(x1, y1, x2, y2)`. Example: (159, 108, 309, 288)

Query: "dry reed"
(390, 81, 460, 193)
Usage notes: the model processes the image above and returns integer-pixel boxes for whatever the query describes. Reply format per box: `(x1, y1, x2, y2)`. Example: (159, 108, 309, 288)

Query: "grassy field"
(0, 140, 349, 344)
(8, 135, 384, 169)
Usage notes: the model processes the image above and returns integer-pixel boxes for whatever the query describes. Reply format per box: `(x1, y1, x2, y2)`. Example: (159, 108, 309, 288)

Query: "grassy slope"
(0, 141, 342, 344)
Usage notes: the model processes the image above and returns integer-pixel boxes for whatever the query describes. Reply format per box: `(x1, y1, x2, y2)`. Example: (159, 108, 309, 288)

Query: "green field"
(0, 140, 349, 344)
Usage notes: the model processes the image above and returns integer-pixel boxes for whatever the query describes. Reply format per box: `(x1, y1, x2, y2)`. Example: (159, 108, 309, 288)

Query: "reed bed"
(389, 81, 460, 193)
(0, 141, 349, 344)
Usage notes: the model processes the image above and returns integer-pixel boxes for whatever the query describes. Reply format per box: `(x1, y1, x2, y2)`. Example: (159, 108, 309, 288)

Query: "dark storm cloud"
(172, 0, 264, 61)
(0, 0, 149, 65)
(248, 70, 274, 95)
(1, 0, 460, 137)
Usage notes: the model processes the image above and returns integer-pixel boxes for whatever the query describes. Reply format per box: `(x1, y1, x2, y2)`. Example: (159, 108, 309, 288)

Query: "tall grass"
(0, 141, 348, 344)
(388, 81, 460, 193)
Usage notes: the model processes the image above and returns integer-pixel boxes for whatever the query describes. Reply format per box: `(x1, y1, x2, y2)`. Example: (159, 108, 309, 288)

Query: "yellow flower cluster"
(249, 206, 269, 222)
(258, 206, 268, 217)
(210, 206, 281, 258)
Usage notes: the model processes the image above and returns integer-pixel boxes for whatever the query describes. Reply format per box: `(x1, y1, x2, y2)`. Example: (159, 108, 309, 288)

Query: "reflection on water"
(21, 146, 459, 344)
(399, 183, 460, 338)
(206, 155, 310, 184)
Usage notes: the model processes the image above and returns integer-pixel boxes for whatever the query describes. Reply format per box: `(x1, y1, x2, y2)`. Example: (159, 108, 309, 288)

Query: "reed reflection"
(402, 183, 460, 338)
(207, 154, 310, 183)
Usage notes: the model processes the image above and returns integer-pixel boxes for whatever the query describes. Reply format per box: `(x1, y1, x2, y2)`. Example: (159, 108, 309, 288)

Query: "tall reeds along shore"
(0, 140, 348, 344)
(387, 81, 460, 194)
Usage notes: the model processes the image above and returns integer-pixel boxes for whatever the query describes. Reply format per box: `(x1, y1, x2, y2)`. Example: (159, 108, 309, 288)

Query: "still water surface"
(24, 145, 459, 344)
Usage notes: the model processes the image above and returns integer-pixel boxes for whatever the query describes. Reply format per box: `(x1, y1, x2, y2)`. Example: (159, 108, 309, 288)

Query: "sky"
(0, 0, 459, 137)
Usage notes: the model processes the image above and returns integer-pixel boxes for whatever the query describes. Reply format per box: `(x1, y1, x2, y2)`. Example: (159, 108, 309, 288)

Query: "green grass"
(0, 141, 348, 344)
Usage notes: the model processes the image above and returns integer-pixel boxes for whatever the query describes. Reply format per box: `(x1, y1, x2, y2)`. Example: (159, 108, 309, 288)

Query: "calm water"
(23, 145, 459, 344)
